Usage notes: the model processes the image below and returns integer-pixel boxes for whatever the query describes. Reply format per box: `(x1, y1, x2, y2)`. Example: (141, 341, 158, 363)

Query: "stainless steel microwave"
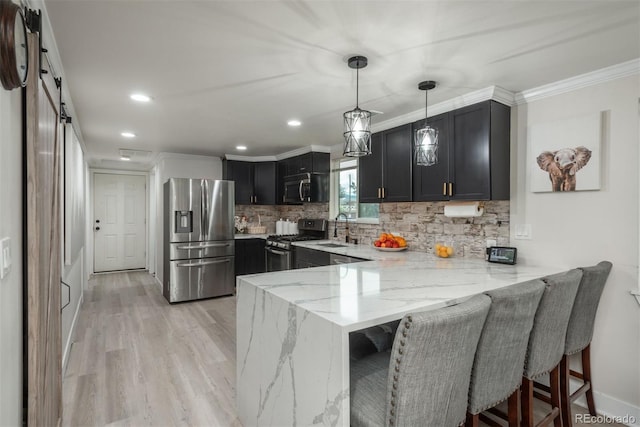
(283, 173, 329, 204)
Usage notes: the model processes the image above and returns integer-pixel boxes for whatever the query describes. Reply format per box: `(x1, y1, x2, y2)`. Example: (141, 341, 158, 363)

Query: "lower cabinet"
(235, 238, 266, 276)
(294, 247, 367, 269)
(294, 247, 330, 269)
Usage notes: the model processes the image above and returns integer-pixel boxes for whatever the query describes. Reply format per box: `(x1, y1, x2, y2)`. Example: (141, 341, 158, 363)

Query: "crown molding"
(371, 86, 515, 133)
(224, 145, 332, 162)
(224, 154, 278, 162)
(515, 59, 640, 105)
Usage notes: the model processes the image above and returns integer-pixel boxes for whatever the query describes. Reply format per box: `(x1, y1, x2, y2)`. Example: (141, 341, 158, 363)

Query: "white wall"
(153, 153, 223, 284)
(511, 75, 640, 419)
(0, 88, 24, 424)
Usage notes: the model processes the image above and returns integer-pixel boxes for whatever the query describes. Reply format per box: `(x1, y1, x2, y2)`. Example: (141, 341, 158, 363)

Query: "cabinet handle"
(377, 188, 381, 198)
(443, 182, 447, 196)
(449, 183, 453, 197)
(382, 187, 386, 199)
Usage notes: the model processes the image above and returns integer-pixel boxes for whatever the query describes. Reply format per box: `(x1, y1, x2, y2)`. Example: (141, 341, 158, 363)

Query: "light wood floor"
(62, 271, 624, 427)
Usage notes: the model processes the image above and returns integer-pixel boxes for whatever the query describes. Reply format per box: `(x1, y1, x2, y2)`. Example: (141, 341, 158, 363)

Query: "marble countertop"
(237, 242, 568, 331)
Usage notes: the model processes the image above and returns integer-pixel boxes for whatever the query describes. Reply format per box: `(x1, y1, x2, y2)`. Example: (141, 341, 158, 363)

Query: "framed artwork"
(529, 112, 601, 193)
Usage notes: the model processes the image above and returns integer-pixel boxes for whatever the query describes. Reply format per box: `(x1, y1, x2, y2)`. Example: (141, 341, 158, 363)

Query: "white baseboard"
(62, 292, 83, 375)
(155, 274, 162, 290)
(570, 378, 640, 426)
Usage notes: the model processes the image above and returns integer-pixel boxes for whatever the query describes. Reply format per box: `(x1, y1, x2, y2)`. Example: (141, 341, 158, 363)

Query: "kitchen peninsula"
(236, 243, 566, 427)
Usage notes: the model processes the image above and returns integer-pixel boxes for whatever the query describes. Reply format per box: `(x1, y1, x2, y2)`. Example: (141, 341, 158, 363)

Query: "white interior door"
(94, 173, 146, 272)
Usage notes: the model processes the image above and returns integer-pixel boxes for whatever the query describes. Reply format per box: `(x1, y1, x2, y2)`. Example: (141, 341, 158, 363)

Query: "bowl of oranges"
(373, 233, 408, 251)
(435, 243, 454, 258)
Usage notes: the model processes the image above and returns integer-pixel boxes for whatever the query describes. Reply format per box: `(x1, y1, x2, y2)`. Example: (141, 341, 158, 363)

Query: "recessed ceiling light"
(121, 132, 136, 138)
(130, 93, 151, 102)
(120, 156, 131, 161)
(236, 145, 247, 151)
(287, 120, 302, 127)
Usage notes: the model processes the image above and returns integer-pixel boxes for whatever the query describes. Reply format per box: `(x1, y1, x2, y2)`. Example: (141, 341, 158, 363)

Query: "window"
(332, 158, 379, 221)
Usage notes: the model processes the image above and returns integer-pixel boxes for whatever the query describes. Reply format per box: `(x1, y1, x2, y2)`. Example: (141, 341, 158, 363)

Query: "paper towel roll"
(444, 202, 484, 218)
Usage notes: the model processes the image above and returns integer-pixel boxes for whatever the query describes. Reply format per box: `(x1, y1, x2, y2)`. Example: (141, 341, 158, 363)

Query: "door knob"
(96, 219, 100, 223)
(95, 227, 100, 231)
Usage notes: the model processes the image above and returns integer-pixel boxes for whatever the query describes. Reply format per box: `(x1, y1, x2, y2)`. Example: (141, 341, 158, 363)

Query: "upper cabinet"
(277, 152, 330, 204)
(359, 124, 413, 203)
(413, 100, 510, 201)
(281, 152, 330, 176)
(224, 160, 277, 205)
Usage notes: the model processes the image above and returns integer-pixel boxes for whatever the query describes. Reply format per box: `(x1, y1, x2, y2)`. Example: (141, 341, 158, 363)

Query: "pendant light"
(343, 56, 372, 157)
(415, 80, 439, 166)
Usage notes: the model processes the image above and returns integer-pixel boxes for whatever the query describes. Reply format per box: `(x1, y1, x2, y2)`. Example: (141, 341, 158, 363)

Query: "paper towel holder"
(443, 201, 485, 218)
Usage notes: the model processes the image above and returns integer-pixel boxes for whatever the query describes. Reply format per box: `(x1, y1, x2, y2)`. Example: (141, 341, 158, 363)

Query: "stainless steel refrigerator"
(163, 178, 235, 303)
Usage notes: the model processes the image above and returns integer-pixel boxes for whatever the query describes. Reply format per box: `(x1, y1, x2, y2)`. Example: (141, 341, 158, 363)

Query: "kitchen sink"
(316, 243, 347, 248)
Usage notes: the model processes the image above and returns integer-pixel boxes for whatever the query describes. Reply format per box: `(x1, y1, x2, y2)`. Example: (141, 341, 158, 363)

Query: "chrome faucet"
(334, 213, 349, 242)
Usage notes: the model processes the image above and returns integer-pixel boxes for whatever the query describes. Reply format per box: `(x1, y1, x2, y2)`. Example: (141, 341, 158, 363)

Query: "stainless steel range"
(265, 218, 328, 272)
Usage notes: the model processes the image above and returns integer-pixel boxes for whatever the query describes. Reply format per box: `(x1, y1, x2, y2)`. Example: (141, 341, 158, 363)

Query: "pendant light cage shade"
(415, 80, 439, 166)
(415, 126, 439, 166)
(343, 55, 371, 157)
(343, 107, 372, 157)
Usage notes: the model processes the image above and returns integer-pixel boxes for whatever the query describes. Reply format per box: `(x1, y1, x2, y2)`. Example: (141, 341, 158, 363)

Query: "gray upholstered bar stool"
(521, 269, 582, 427)
(559, 261, 612, 427)
(350, 294, 491, 427)
(466, 279, 546, 427)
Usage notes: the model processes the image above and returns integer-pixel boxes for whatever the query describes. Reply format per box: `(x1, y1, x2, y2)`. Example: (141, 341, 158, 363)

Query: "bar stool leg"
(507, 388, 519, 427)
(560, 355, 572, 427)
(466, 412, 479, 427)
(582, 345, 596, 416)
(550, 366, 562, 427)
(522, 377, 534, 427)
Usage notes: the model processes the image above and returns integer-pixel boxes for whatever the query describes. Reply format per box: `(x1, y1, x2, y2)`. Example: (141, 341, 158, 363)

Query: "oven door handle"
(266, 247, 288, 256)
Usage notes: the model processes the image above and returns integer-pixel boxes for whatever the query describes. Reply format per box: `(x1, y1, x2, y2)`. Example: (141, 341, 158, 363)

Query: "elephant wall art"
(529, 112, 602, 193)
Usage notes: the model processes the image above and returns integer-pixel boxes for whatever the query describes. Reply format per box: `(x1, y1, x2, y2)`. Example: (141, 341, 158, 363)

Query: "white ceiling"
(43, 0, 639, 168)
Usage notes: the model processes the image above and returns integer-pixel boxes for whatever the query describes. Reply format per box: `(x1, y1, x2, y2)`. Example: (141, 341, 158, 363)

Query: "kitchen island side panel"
(237, 279, 349, 427)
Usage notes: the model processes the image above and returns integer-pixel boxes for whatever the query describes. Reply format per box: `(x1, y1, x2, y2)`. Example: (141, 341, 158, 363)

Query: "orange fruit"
(435, 243, 442, 251)
(446, 246, 453, 255)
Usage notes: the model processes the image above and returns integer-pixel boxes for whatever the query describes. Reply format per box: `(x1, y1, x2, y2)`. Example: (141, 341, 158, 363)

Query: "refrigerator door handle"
(176, 259, 231, 268)
(176, 242, 231, 250)
(201, 180, 209, 238)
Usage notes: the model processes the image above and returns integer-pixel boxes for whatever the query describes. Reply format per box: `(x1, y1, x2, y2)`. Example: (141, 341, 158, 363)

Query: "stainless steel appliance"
(163, 178, 235, 303)
(265, 218, 328, 272)
(283, 173, 329, 204)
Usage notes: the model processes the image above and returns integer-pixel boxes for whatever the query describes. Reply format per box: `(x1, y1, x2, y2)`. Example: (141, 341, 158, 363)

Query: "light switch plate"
(0, 238, 11, 279)
(514, 224, 532, 240)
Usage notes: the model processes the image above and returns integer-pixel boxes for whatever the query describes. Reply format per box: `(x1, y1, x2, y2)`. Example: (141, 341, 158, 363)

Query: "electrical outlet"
(0, 238, 11, 279)
(486, 239, 497, 248)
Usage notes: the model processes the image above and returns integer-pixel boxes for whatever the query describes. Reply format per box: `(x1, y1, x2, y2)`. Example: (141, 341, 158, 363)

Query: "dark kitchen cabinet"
(294, 246, 330, 269)
(277, 152, 330, 204)
(224, 160, 276, 205)
(281, 152, 330, 176)
(358, 124, 413, 203)
(412, 112, 450, 201)
(235, 238, 266, 276)
(412, 100, 510, 201)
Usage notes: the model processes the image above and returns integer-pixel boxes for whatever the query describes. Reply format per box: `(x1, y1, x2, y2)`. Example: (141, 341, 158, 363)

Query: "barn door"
(25, 32, 62, 426)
